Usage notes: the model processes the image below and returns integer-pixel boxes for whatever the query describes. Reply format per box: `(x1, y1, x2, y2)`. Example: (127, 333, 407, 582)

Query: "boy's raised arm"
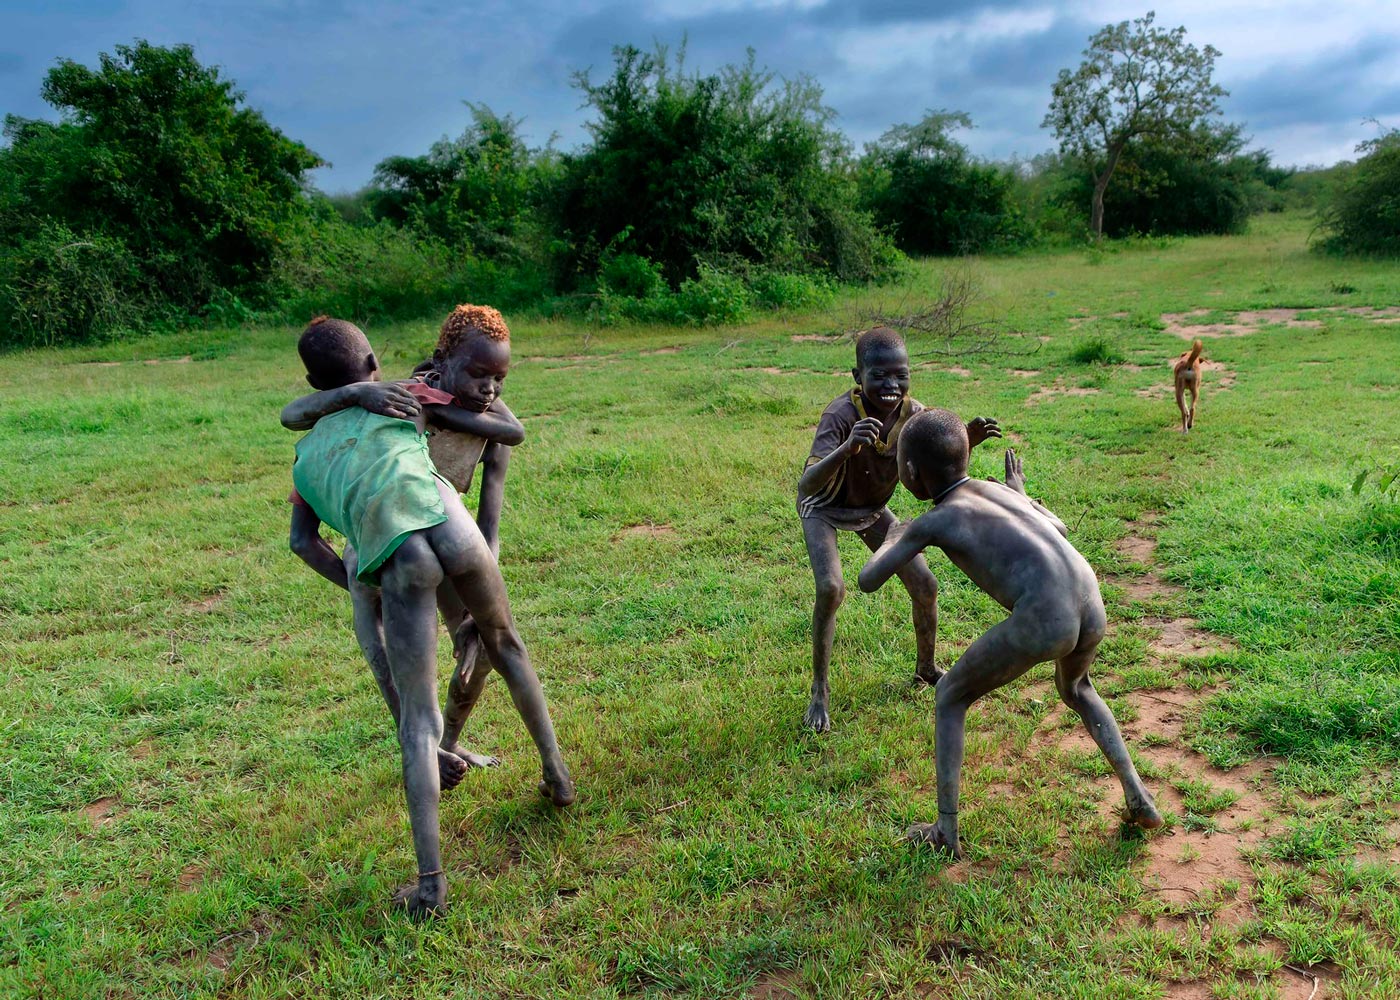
(799, 417, 883, 496)
(859, 516, 939, 593)
(1002, 450, 1068, 538)
(423, 399, 525, 447)
(281, 382, 421, 430)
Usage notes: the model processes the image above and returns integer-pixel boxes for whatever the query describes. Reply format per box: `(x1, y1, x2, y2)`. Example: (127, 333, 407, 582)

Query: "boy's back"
(904, 480, 1094, 614)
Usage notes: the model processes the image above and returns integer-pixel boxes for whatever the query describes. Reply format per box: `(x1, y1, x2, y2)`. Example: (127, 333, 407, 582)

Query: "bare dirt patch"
(791, 334, 842, 343)
(1144, 616, 1237, 657)
(1162, 308, 1323, 339)
(1011, 370, 1040, 378)
(641, 347, 681, 355)
(81, 797, 124, 826)
(1026, 380, 1101, 406)
(750, 969, 803, 999)
(611, 523, 677, 542)
(1115, 534, 1158, 564)
(188, 591, 226, 613)
(947, 367, 972, 377)
(178, 864, 205, 891)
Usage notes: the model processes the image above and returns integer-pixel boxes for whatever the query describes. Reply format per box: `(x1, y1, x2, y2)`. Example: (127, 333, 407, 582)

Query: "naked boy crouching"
(859, 409, 1162, 857)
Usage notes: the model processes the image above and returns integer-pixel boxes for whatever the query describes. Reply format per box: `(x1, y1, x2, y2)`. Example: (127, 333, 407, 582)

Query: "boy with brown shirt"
(797, 327, 999, 731)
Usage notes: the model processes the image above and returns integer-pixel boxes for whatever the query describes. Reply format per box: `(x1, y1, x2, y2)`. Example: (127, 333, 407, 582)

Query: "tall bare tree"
(1043, 11, 1226, 238)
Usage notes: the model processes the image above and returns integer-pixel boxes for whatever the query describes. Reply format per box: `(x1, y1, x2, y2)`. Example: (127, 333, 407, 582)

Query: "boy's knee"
(814, 574, 845, 608)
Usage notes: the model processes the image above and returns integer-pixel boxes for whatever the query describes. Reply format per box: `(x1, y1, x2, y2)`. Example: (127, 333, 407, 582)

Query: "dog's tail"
(1186, 339, 1203, 365)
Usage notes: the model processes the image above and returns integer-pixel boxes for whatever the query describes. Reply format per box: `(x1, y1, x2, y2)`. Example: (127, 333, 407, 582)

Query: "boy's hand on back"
(845, 417, 884, 455)
(355, 382, 422, 421)
(966, 417, 1001, 448)
(1004, 449, 1026, 495)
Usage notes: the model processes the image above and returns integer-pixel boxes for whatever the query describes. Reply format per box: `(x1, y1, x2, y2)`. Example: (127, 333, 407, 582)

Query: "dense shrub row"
(0, 39, 1340, 348)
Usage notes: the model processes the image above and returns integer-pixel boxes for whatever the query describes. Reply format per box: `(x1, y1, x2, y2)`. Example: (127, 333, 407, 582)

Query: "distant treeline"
(0, 40, 1389, 348)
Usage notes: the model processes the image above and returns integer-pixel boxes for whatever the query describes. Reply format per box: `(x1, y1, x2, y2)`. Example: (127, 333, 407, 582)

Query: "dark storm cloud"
(1228, 35, 1400, 131)
(808, 0, 1028, 26)
(963, 16, 1092, 88)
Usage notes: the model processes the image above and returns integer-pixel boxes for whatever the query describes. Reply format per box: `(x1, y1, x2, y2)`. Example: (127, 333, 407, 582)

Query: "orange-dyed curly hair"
(436, 304, 511, 358)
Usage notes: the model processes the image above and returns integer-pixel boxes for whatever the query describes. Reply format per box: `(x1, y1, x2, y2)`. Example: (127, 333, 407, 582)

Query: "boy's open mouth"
(879, 392, 901, 403)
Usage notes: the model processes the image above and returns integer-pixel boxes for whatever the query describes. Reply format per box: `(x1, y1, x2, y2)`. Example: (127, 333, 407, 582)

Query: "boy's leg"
(859, 510, 940, 684)
(435, 583, 498, 768)
(909, 612, 1050, 857)
(1054, 628, 1162, 830)
(801, 516, 845, 733)
(347, 546, 468, 790)
(424, 481, 574, 805)
(377, 534, 451, 919)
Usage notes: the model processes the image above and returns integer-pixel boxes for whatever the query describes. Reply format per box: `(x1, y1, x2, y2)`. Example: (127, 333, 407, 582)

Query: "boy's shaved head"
(855, 326, 906, 368)
(298, 315, 375, 389)
(437, 304, 511, 359)
(899, 408, 969, 474)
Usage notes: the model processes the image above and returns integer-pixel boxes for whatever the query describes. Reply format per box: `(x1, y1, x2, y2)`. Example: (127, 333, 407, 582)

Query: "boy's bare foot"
(538, 765, 576, 807)
(905, 822, 963, 859)
(913, 665, 945, 686)
(437, 749, 469, 790)
(444, 743, 500, 769)
(803, 699, 832, 733)
(391, 872, 447, 921)
(1123, 796, 1165, 830)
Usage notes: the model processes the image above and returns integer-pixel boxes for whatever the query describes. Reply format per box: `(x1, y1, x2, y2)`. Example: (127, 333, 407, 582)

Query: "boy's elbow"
(500, 424, 525, 447)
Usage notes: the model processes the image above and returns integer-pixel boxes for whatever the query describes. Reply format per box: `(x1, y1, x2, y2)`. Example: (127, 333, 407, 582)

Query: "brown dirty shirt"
(798, 389, 922, 516)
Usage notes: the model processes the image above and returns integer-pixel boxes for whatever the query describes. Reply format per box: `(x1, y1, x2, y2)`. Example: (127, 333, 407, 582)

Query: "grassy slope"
(2, 215, 1398, 998)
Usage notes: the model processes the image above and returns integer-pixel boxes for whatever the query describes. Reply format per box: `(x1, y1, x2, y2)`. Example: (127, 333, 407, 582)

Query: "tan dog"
(1173, 339, 1204, 432)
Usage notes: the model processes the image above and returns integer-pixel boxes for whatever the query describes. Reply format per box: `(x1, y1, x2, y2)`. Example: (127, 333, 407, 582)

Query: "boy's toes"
(802, 702, 832, 733)
(1124, 798, 1165, 831)
(437, 749, 469, 790)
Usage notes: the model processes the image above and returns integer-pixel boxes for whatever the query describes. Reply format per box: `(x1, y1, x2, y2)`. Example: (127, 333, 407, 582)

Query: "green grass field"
(3, 215, 1399, 999)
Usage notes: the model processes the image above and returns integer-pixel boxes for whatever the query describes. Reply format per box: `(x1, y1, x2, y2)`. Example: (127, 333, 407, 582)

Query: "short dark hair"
(298, 315, 374, 389)
(899, 408, 968, 473)
(855, 326, 907, 369)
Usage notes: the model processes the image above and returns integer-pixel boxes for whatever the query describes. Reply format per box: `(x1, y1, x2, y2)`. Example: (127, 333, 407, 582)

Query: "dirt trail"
(1040, 517, 1338, 997)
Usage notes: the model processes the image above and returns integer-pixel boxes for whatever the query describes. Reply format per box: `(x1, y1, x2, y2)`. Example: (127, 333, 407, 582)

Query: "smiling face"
(853, 341, 911, 418)
(437, 334, 510, 412)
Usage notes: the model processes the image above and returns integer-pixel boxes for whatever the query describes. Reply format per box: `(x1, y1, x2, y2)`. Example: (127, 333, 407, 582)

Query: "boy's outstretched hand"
(356, 382, 422, 421)
(1003, 448, 1026, 495)
(965, 416, 1001, 447)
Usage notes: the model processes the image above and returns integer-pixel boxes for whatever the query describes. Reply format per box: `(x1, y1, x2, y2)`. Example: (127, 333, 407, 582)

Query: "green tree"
(1, 40, 321, 321)
(1317, 126, 1400, 256)
(552, 43, 896, 288)
(858, 110, 1034, 254)
(1043, 11, 1226, 238)
(367, 104, 545, 255)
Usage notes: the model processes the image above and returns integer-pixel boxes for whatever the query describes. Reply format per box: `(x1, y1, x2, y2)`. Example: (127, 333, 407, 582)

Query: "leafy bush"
(858, 111, 1036, 254)
(1048, 125, 1266, 237)
(1066, 335, 1125, 365)
(0, 221, 150, 346)
(748, 269, 833, 311)
(1316, 128, 1400, 257)
(551, 44, 899, 291)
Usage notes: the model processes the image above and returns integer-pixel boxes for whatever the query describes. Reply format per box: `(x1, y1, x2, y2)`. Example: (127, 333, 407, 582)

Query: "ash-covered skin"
(436, 335, 511, 414)
(859, 412, 1162, 858)
(285, 317, 573, 920)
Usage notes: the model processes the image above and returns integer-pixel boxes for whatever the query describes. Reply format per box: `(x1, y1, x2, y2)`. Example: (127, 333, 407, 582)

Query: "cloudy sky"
(4, 0, 1398, 191)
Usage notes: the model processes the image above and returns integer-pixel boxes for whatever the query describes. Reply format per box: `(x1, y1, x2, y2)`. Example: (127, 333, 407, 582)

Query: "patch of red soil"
(611, 523, 677, 542)
(750, 969, 802, 999)
(81, 797, 123, 826)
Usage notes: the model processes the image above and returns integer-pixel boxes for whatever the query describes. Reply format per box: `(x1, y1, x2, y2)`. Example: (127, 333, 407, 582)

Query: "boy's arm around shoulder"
(858, 511, 942, 593)
(422, 398, 525, 446)
(281, 382, 421, 430)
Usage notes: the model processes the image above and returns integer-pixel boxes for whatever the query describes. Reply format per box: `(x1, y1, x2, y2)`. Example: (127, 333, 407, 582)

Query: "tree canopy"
(1043, 11, 1226, 238)
(0, 41, 322, 342)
